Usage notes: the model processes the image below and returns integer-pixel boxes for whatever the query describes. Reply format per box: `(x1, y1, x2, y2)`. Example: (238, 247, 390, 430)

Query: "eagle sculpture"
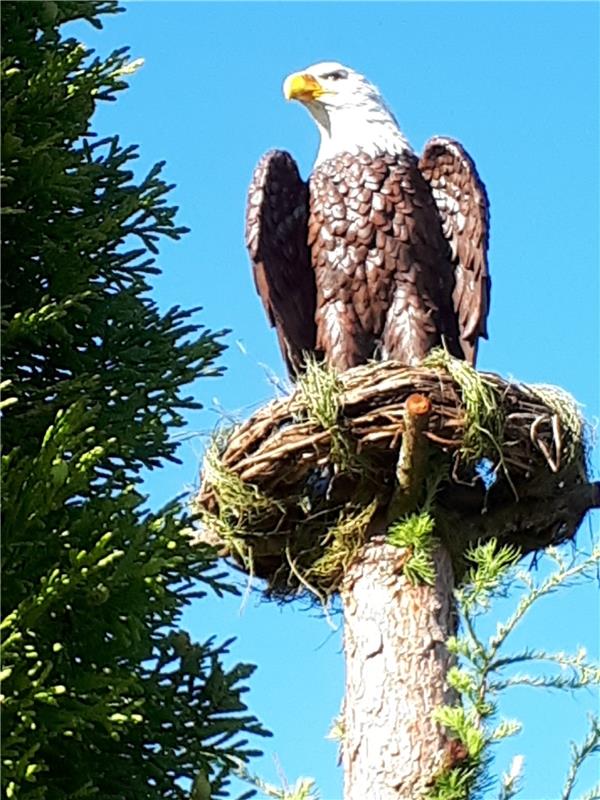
(245, 62, 490, 375)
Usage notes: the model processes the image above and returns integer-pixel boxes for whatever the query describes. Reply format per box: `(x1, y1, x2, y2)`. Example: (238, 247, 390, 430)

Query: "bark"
(388, 393, 432, 520)
(340, 535, 456, 800)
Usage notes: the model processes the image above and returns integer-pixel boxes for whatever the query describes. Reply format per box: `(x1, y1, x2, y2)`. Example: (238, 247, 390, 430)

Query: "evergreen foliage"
(1, 3, 267, 798)
(387, 455, 448, 585)
(387, 511, 437, 585)
(426, 541, 600, 800)
(233, 763, 320, 800)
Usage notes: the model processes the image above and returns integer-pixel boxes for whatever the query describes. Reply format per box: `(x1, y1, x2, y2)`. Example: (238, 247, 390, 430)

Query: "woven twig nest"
(196, 354, 593, 600)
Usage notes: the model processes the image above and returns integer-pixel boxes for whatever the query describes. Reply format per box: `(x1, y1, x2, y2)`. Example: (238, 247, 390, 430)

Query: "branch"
(488, 547, 600, 656)
(561, 716, 600, 800)
(490, 647, 595, 673)
(489, 672, 597, 692)
(388, 394, 432, 519)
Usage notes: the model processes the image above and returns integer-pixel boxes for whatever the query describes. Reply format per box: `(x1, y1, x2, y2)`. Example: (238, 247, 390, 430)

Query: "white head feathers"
(283, 61, 413, 165)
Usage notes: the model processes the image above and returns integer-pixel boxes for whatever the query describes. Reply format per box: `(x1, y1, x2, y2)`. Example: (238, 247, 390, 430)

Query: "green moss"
(423, 349, 504, 463)
(306, 501, 379, 591)
(203, 437, 282, 524)
(528, 383, 585, 465)
(294, 357, 357, 471)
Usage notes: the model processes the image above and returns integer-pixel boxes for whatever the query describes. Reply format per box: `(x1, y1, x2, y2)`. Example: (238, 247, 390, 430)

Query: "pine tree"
(1, 2, 267, 797)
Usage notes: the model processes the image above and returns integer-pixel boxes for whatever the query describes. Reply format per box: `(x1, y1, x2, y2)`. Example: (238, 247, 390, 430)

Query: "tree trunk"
(340, 534, 456, 800)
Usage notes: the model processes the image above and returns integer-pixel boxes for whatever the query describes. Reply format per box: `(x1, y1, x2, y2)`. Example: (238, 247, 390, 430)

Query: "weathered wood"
(388, 393, 432, 520)
(199, 365, 591, 572)
(340, 535, 456, 800)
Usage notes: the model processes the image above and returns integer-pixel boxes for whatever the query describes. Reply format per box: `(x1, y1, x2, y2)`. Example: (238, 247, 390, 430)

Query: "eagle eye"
(322, 69, 348, 81)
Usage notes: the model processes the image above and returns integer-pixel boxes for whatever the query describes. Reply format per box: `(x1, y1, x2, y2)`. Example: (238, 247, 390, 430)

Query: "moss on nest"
(422, 349, 505, 464)
(303, 501, 379, 597)
(195, 354, 592, 600)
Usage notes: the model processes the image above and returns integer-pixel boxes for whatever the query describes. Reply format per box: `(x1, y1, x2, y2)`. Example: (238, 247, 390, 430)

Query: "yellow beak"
(283, 72, 325, 103)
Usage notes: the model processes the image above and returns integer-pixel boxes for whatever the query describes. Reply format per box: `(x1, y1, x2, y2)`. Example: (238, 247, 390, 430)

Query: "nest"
(195, 353, 591, 600)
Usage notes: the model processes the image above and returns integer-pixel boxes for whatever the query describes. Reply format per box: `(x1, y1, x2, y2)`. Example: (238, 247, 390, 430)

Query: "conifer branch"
(561, 717, 600, 800)
(434, 540, 600, 799)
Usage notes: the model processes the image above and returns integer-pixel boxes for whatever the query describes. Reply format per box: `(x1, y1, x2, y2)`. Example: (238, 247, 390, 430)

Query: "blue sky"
(68, 3, 598, 798)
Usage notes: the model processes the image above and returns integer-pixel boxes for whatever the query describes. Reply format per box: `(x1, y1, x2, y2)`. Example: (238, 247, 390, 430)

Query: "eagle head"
(282, 61, 412, 164)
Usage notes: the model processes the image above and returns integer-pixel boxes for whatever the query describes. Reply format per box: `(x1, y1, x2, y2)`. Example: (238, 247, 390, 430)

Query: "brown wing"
(419, 137, 491, 365)
(245, 150, 317, 376)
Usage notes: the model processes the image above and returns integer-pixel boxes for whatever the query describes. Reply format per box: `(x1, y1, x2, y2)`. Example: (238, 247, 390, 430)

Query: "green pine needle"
(388, 511, 437, 585)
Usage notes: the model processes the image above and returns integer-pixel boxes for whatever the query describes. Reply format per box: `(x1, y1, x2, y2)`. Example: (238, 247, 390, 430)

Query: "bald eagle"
(246, 62, 490, 375)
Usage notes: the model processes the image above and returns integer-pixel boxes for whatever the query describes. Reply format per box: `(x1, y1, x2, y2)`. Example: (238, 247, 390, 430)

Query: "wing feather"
(419, 137, 491, 365)
(245, 150, 317, 375)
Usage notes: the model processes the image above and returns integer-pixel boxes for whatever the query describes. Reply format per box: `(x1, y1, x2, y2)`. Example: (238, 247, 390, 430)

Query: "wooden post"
(340, 393, 455, 799)
(340, 538, 456, 800)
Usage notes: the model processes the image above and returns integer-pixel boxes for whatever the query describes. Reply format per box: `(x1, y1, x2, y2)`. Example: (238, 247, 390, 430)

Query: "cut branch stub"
(388, 393, 432, 520)
(195, 358, 597, 600)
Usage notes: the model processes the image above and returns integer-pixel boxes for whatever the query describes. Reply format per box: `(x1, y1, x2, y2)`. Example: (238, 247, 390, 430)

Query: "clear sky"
(68, 3, 599, 798)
